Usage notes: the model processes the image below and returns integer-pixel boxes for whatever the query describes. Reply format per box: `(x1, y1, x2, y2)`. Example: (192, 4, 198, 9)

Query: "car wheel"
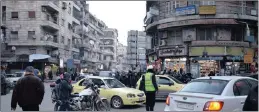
(111, 96, 123, 109)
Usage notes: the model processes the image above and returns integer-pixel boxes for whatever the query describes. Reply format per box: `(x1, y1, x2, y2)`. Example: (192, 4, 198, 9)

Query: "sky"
(89, 1, 146, 46)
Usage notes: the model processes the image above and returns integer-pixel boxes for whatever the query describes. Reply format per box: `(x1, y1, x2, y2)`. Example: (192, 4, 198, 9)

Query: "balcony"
(7, 39, 60, 48)
(41, 14, 59, 31)
(41, 1, 59, 13)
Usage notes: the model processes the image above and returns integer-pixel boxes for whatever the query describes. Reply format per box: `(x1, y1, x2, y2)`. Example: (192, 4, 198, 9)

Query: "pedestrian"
(1, 73, 7, 95)
(55, 72, 73, 111)
(139, 65, 158, 111)
(48, 71, 53, 80)
(208, 71, 215, 76)
(243, 85, 258, 111)
(11, 66, 45, 111)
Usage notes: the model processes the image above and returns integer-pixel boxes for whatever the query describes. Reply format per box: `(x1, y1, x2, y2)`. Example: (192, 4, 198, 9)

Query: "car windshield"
(180, 79, 229, 95)
(103, 79, 125, 88)
(168, 75, 184, 84)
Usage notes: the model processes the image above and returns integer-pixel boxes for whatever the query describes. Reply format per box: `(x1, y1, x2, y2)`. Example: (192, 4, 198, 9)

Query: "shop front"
(190, 46, 255, 75)
(159, 46, 186, 72)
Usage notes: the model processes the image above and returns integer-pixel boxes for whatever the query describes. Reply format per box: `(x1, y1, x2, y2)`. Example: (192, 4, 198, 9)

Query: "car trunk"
(168, 92, 219, 111)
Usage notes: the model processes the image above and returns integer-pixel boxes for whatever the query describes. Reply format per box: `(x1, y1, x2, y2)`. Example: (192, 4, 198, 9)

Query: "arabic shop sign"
(159, 48, 185, 57)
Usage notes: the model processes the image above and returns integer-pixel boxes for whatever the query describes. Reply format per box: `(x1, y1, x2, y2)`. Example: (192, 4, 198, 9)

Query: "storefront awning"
(29, 54, 51, 62)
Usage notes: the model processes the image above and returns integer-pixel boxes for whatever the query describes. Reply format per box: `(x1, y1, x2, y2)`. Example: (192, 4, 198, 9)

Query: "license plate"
(139, 97, 145, 101)
(177, 102, 194, 110)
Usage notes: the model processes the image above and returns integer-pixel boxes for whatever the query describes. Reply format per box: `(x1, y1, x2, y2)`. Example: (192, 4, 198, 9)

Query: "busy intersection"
(1, 81, 166, 111)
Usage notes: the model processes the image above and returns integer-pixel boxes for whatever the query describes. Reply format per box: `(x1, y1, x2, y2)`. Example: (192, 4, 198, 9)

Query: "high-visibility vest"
(144, 73, 155, 92)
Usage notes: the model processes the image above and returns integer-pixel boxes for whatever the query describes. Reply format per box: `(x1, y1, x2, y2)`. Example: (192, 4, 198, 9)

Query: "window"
(10, 31, 18, 39)
(166, 29, 182, 45)
(61, 19, 65, 26)
(197, 28, 216, 41)
(231, 27, 243, 41)
(188, 1, 200, 6)
(29, 49, 36, 54)
(246, 79, 258, 88)
(158, 77, 172, 85)
(201, 1, 215, 5)
(103, 79, 125, 88)
(91, 78, 105, 88)
(68, 39, 71, 46)
(61, 36, 65, 43)
(28, 11, 36, 18)
(28, 31, 35, 39)
(181, 79, 229, 95)
(11, 12, 18, 19)
(166, 1, 171, 14)
(233, 80, 251, 96)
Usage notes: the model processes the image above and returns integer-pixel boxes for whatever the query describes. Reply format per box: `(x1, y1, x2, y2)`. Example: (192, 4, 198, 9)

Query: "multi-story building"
(80, 9, 108, 72)
(144, 1, 258, 77)
(116, 42, 128, 71)
(100, 28, 118, 70)
(127, 30, 150, 71)
(0, 1, 108, 74)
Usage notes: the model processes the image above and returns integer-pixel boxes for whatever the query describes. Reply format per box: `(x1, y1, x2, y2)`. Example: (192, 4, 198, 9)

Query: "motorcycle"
(75, 83, 110, 111)
(50, 82, 110, 111)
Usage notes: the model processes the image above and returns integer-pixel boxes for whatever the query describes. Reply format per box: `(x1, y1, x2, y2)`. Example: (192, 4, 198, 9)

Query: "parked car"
(72, 76, 146, 109)
(164, 76, 258, 111)
(6, 73, 23, 87)
(136, 75, 185, 100)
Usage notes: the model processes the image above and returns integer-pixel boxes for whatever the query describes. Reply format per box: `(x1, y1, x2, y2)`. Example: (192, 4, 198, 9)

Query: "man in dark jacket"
(139, 65, 158, 111)
(56, 72, 73, 111)
(243, 85, 258, 111)
(11, 66, 45, 111)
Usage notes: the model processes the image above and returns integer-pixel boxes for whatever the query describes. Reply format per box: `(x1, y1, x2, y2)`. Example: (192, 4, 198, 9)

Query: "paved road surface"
(1, 82, 166, 111)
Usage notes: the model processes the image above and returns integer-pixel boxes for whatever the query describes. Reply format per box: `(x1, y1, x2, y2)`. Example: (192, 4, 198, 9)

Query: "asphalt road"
(1, 82, 166, 111)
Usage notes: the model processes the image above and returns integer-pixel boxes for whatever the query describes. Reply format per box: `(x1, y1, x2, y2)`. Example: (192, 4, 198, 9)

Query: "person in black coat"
(243, 85, 258, 111)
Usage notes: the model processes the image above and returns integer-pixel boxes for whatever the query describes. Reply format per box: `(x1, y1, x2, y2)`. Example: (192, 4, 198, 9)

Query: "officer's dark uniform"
(139, 68, 158, 111)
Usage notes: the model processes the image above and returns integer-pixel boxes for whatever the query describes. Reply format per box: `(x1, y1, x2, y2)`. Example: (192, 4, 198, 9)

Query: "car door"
(157, 76, 173, 99)
(233, 79, 251, 111)
(91, 78, 112, 100)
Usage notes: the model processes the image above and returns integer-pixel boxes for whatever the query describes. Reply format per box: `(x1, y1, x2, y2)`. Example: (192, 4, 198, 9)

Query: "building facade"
(145, 1, 258, 77)
(127, 30, 150, 71)
(1, 1, 108, 73)
(116, 42, 128, 72)
(100, 28, 118, 71)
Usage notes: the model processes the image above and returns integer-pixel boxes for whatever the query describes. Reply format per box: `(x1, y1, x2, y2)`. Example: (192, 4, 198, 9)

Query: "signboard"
(199, 6, 216, 15)
(159, 48, 185, 57)
(183, 27, 196, 42)
(17, 54, 29, 62)
(244, 55, 253, 63)
(158, 19, 238, 29)
(176, 5, 196, 16)
(191, 41, 249, 47)
(192, 57, 223, 60)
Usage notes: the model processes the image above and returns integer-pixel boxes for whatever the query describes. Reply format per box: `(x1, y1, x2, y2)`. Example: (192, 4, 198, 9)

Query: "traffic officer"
(139, 65, 158, 111)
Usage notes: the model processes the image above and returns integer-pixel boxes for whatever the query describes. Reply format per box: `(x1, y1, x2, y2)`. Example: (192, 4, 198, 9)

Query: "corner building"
(145, 1, 258, 77)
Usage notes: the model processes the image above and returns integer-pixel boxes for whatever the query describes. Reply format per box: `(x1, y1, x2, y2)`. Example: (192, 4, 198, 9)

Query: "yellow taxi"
(136, 75, 185, 100)
(72, 76, 146, 109)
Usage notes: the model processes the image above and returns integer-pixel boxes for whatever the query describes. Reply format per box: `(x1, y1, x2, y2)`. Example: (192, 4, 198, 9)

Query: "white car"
(164, 76, 258, 111)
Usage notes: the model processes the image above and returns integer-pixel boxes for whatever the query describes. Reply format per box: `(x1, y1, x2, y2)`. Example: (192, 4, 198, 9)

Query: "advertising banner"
(199, 6, 216, 15)
(176, 5, 196, 16)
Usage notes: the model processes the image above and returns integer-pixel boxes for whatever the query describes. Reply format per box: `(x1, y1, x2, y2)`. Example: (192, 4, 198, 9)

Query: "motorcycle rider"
(55, 72, 73, 111)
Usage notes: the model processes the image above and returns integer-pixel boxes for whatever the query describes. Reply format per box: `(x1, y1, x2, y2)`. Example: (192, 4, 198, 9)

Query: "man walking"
(11, 66, 45, 111)
(139, 65, 158, 111)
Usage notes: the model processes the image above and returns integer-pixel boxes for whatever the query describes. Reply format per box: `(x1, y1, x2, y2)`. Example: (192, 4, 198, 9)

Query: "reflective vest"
(144, 73, 155, 92)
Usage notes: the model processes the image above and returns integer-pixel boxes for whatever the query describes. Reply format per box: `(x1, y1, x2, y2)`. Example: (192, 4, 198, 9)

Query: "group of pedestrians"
(115, 71, 142, 88)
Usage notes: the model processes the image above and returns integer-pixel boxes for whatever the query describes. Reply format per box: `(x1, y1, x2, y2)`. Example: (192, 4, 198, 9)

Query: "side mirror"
(168, 82, 174, 86)
(100, 85, 106, 89)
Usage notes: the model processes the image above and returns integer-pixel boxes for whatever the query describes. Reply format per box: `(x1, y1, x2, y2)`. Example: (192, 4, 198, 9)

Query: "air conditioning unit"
(41, 7, 47, 12)
(62, 2, 67, 9)
(159, 40, 166, 46)
(32, 36, 36, 39)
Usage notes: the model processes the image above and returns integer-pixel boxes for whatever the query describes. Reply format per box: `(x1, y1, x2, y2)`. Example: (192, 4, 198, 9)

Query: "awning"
(29, 54, 51, 62)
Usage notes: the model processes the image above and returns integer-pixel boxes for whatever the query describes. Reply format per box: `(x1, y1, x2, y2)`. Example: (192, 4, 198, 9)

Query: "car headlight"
(127, 93, 136, 98)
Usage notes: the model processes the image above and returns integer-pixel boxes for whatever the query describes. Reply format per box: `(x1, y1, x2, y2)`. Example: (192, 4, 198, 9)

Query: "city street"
(1, 82, 166, 111)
